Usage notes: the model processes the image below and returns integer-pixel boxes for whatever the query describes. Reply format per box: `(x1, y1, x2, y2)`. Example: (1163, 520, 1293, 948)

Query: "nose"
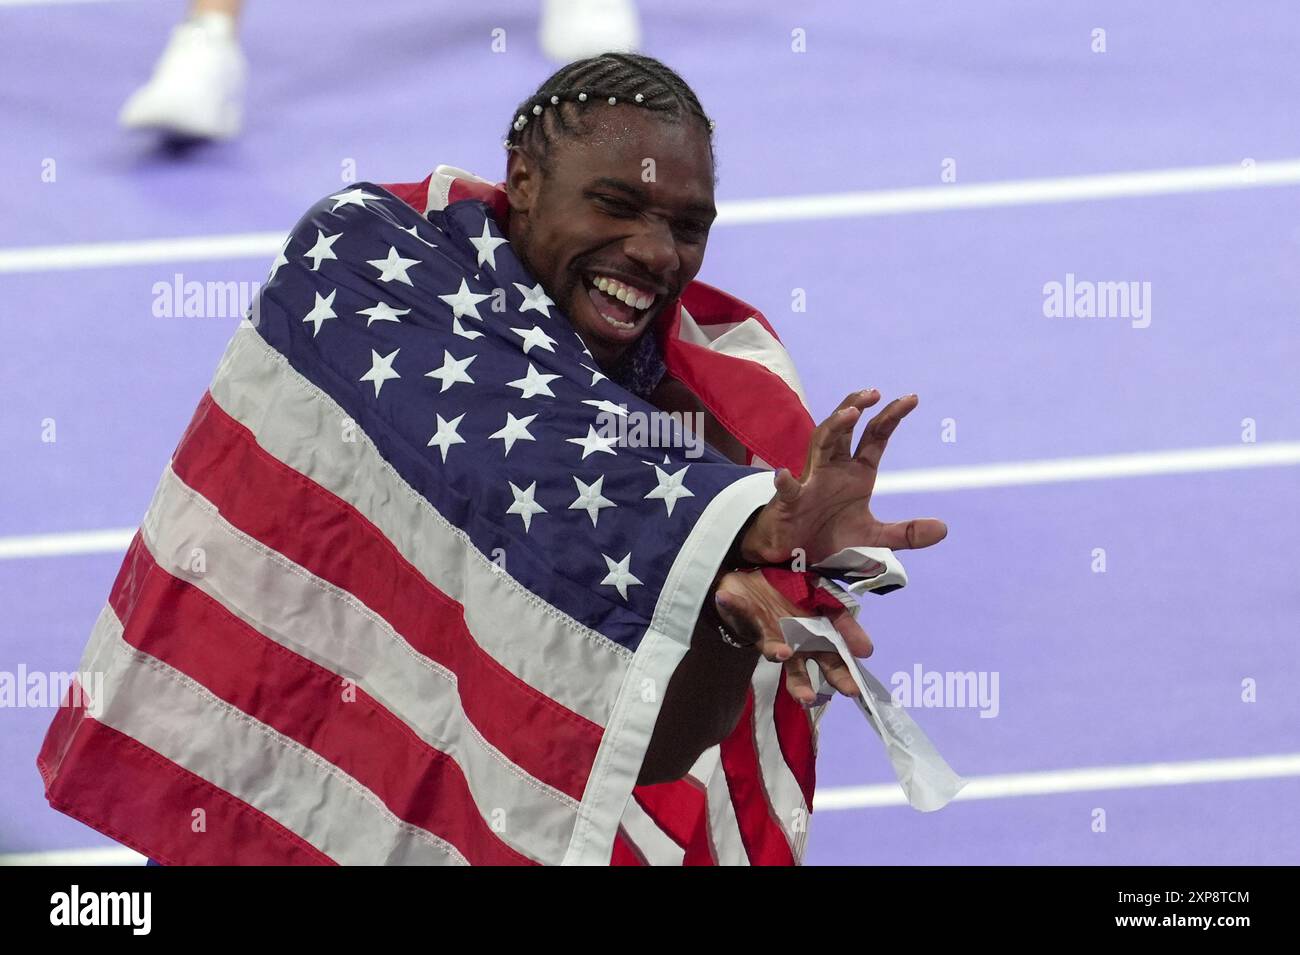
(622, 217, 679, 285)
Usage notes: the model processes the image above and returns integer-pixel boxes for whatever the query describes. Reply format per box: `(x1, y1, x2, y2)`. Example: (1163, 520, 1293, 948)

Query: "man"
(41, 52, 946, 865)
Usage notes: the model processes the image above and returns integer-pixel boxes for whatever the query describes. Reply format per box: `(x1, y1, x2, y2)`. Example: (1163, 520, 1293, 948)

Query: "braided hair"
(503, 52, 716, 178)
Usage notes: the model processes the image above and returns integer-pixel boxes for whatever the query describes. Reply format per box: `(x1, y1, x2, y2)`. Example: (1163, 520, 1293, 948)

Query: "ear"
(505, 148, 541, 215)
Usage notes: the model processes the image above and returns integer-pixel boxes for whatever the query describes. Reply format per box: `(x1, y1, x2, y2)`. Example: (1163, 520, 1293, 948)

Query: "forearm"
(637, 602, 759, 785)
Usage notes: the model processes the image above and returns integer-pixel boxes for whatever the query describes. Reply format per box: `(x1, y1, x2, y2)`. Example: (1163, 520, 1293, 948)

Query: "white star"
(404, 224, 438, 247)
(469, 219, 508, 269)
(600, 552, 643, 600)
(438, 278, 490, 321)
(512, 324, 558, 355)
(427, 412, 466, 463)
(452, 317, 483, 340)
(357, 300, 409, 326)
(567, 424, 618, 460)
(582, 399, 629, 417)
(268, 236, 290, 281)
(367, 246, 421, 285)
(514, 281, 555, 318)
(506, 480, 547, 532)
(506, 363, 560, 399)
(424, 350, 477, 393)
(644, 464, 695, 516)
(641, 454, 673, 466)
(301, 289, 337, 337)
(579, 363, 608, 386)
(359, 348, 401, 398)
(569, 475, 616, 527)
(304, 230, 341, 271)
(489, 412, 538, 456)
(328, 188, 384, 212)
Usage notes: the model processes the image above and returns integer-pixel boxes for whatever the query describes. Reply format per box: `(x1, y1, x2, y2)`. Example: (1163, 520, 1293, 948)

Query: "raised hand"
(739, 390, 948, 566)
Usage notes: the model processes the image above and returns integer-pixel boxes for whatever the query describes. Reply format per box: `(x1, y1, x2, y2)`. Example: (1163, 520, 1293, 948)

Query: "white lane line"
(3, 159, 1298, 273)
(3, 441, 1296, 561)
(814, 752, 1300, 810)
(0, 0, 149, 8)
(6, 753, 1296, 863)
(0, 232, 285, 274)
(718, 158, 1300, 225)
(0, 527, 136, 560)
(0, 846, 147, 866)
(873, 441, 1300, 494)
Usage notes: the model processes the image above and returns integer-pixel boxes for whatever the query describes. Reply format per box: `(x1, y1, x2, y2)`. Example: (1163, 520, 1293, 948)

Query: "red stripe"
(38, 685, 333, 866)
(631, 779, 707, 849)
(609, 830, 647, 866)
(719, 691, 796, 866)
(772, 683, 817, 808)
(108, 534, 535, 865)
(661, 284, 815, 477)
(378, 174, 433, 214)
(170, 392, 602, 801)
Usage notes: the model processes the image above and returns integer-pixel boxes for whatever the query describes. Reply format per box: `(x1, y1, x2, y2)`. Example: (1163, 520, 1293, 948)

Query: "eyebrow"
(588, 176, 717, 219)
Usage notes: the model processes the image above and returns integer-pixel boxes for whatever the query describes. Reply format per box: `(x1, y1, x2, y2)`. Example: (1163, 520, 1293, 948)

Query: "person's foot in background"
(539, 0, 640, 61)
(119, 0, 246, 141)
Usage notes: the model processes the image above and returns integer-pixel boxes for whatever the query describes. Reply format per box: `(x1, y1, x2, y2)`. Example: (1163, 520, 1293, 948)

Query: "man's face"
(504, 107, 717, 369)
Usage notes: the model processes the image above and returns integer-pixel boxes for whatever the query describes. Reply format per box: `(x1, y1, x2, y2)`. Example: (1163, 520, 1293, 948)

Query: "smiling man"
(40, 53, 951, 866)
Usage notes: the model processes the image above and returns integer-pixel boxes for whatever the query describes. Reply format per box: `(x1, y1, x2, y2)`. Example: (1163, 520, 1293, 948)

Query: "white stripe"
(696, 748, 748, 865)
(814, 752, 1300, 810)
(75, 605, 468, 865)
(748, 661, 808, 859)
(139, 465, 578, 863)
(616, 800, 686, 866)
(0, 846, 147, 866)
(207, 326, 631, 726)
(8, 440, 1297, 561)
(5, 159, 1298, 273)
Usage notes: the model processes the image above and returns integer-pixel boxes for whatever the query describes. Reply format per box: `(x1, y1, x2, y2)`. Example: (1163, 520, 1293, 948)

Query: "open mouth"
(583, 272, 658, 336)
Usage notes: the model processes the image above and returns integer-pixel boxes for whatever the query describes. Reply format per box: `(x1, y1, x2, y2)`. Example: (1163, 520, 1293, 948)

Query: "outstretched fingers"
(808, 389, 880, 470)
(853, 393, 919, 469)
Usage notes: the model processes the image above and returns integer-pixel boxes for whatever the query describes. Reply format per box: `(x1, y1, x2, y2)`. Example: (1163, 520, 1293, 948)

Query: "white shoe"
(119, 12, 246, 140)
(539, 0, 641, 62)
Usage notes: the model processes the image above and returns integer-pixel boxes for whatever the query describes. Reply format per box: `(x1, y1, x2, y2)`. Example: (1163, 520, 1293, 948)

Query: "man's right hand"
(738, 389, 948, 566)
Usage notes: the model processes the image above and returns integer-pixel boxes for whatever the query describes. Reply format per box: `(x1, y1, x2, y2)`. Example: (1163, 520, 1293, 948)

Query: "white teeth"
(589, 274, 656, 312)
(600, 313, 635, 330)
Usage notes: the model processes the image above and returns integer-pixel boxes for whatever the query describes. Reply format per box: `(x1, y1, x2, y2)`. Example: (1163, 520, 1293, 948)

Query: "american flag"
(38, 165, 858, 865)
